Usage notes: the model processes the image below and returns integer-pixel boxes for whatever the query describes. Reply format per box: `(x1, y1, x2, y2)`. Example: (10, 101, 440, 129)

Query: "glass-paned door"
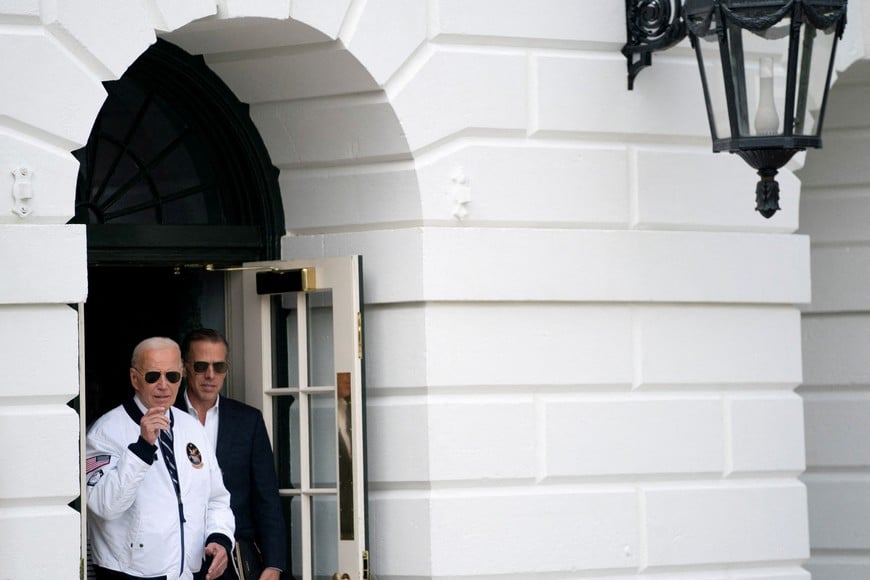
(238, 256, 368, 580)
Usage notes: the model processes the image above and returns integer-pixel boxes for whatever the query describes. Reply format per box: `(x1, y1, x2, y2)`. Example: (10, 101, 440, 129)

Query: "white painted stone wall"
(0, 6, 101, 577)
(0, 0, 867, 578)
(799, 58, 870, 580)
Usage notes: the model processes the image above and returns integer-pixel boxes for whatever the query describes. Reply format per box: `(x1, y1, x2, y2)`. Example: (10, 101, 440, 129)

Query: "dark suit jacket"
(176, 393, 287, 572)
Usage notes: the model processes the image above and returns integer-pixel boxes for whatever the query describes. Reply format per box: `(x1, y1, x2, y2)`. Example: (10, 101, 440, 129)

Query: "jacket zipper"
(177, 491, 186, 576)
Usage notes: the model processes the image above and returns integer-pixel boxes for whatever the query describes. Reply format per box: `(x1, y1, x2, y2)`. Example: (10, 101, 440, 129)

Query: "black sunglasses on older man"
(134, 368, 182, 384)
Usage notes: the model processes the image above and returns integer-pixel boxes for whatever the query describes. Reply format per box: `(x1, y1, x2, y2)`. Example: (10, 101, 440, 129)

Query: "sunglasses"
(190, 361, 229, 374)
(134, 368, 182, 384)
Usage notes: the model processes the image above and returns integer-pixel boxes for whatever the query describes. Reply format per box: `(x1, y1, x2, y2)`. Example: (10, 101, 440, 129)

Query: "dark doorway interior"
(84, 265, 226, 426)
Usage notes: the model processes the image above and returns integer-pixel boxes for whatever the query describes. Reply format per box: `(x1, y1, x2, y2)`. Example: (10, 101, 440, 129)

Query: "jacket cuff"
(128, 436, 157, 464)
(206, 533, 233, 557)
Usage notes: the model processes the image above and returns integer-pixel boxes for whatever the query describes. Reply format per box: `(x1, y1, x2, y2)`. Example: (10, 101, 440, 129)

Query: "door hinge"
(357, 311, 363, 360)
(363, 549, 370, 580)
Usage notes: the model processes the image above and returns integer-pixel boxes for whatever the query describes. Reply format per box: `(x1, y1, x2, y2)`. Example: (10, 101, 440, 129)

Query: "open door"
(235, 256, 369, 580)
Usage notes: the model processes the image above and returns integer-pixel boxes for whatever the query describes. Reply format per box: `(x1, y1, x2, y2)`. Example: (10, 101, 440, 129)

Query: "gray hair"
(131, 337, 181, 368)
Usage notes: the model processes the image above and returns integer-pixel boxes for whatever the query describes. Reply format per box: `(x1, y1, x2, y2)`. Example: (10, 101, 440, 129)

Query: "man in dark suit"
(176, 328, 287, 580)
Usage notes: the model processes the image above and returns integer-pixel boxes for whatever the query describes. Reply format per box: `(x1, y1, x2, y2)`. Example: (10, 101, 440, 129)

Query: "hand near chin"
(140, 407, 169, 445)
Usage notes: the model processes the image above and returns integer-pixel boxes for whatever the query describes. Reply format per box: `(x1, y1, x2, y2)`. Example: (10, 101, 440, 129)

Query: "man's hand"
(140, 407, 169, 445)
(259, 568, 281, 580)
(203, 542, 228, 580)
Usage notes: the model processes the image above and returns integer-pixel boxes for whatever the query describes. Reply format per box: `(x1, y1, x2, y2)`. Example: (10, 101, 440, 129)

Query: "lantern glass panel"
(694, 22, 731, 141)
(793, 20, 838, 137)
(727, 23, 750, 137)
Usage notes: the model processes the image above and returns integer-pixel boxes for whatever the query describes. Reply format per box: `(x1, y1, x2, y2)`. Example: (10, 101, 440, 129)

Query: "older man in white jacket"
(86, 337, 235, 580)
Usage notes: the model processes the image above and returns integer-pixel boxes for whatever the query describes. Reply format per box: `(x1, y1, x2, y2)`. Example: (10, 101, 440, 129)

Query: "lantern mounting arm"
(623, 0, 689, 89)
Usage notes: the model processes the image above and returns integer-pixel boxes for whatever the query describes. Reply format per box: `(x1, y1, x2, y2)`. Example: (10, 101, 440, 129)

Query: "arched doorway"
(73, 24, 382, 578)
(71, 38, 284, 425)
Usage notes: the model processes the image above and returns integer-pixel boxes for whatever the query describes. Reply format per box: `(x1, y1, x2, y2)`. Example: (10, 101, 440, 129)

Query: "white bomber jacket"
(86, 397, 235, 580)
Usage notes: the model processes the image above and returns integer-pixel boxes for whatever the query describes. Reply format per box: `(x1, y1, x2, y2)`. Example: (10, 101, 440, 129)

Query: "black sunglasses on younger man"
(134, 368, 182, 384)
(191, 361, 229, 374)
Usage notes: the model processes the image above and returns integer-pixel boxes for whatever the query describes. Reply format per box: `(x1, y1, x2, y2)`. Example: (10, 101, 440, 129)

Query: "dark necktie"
(158, 426, 180, 494)
(157, 414, 186, 577)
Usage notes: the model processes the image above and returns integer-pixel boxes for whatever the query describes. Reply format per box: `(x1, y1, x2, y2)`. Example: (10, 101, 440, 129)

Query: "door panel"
(237, 256, 367, 580)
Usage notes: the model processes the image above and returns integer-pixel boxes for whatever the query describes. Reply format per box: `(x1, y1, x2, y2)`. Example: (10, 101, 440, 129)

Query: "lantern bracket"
(623, 0, 688, 89)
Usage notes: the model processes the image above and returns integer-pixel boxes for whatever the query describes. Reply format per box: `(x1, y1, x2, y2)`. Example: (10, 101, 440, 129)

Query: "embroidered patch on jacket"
(87, 470, 104, 487)
(86, 454, 111, 474)
(86, 454, 111, 486)
(186, 442, 204, 468)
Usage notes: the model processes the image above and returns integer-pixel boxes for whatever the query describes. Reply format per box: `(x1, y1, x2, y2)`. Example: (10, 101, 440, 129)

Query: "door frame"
(233, 256, 369, 580)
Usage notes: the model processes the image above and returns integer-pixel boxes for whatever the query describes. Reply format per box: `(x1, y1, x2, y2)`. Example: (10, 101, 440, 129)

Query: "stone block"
(545, 396, 724, 477)
(0, 405, 79, 498)
(430, 490, 638, 575)
(392, 49, 527, 151)
(0, 305, 79, 398)
(0, 506, 80, 580)
(636, 305, 803, 387)
(0, 225, 87, 304)
(346, 0, 427, 85)
(645, 483, 809, 566)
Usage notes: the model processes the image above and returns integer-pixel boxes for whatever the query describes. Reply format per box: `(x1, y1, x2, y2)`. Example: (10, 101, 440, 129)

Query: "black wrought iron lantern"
(624, 0, 848, 218)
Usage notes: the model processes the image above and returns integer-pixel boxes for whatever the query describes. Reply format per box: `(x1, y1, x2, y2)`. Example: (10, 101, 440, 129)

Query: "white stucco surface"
(800, 54, 870, 579)
(0, 225, 86, 304)
(2, 0, 864, 578)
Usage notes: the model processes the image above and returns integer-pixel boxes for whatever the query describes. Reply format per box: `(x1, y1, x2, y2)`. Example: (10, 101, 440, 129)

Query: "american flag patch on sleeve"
(86, 454, 111, 474)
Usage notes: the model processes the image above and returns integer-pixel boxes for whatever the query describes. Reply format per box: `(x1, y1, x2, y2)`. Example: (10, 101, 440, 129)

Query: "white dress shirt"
(183, 390, 220, 450)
